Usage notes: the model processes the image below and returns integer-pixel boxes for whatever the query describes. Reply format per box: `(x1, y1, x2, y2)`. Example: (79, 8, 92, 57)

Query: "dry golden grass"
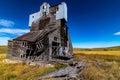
(39, 78, 55, 80)
(0, 54, 57, 80)
(74, 51, 120, 56)
(0, 46, 7, 54)
(0, 46, 120, 80)
(80, 61, 120, 80)
(74, 51, 120, 80)
(0, 46, 67, 80)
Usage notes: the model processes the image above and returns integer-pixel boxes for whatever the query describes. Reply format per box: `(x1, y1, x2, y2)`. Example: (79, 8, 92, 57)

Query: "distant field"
(74, 46, 120, 56)
(74, 51, 120, 56)
(74, 46, 120, 51)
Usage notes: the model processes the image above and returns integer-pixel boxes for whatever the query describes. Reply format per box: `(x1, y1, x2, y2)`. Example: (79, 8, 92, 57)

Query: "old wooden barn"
(7, 2, 73, 61)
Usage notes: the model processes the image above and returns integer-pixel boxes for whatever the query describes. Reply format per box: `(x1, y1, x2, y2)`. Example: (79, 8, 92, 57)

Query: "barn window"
(22, 42, 24, 46)
(43, 5, 47, 9)
(54, 37, 57, 41)
(52, 42, 59, 46)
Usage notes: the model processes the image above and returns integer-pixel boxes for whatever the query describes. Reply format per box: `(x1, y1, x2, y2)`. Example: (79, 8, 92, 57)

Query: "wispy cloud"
(0, 28, 29, 35)
(0, 37, 11, 45)
(114, 32, 120, 35)
(0, 19, 15, 27)
(0, 28, 29, 45)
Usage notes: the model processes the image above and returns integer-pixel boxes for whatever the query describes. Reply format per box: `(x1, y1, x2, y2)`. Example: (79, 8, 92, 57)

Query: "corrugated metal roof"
(14, 28, 57, 42)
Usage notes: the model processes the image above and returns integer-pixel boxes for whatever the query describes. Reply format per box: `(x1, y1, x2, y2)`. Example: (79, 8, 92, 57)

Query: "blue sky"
(0, 0, 120, 48)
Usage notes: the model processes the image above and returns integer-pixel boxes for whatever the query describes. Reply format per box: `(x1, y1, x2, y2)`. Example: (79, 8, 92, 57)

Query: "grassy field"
(0, 54, 57, 80)
(0, 46, 66, 80)
(0, 46, 120, 80)
(0, 46, 7, 54)
(74, 51, 120, 56)
(74, 49, 120, 80)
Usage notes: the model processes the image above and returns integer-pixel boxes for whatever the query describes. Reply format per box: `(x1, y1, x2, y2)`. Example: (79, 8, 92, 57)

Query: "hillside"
(0, 46, 120, 54)
(74, 46, 120, 51)
(1, 46, 120, 53)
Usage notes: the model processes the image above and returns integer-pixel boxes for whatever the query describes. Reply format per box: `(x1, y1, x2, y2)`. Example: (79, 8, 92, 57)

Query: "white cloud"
(114, 32, 120, 35)
(0, 37, 11, 45)
(0, 28, 29, 35)
(0, 19, 15, 27)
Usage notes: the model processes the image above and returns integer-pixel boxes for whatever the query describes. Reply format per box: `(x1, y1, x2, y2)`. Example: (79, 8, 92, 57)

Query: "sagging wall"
(7, 2, 73, 62)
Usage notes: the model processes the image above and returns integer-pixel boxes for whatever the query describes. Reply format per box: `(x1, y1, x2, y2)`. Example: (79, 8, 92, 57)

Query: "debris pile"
(39, 62, 87, 80)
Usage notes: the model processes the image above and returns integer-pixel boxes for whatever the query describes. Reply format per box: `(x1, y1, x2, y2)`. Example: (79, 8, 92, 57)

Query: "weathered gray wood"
(7, 2, 73, 62)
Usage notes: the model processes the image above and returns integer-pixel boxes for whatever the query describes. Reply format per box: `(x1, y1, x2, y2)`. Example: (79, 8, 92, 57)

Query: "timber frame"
(7, 2, 73, 62)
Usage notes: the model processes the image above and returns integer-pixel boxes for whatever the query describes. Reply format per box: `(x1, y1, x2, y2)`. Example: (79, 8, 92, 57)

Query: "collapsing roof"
(14, 28, 57, 42)
(7, 2, 73, 61)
